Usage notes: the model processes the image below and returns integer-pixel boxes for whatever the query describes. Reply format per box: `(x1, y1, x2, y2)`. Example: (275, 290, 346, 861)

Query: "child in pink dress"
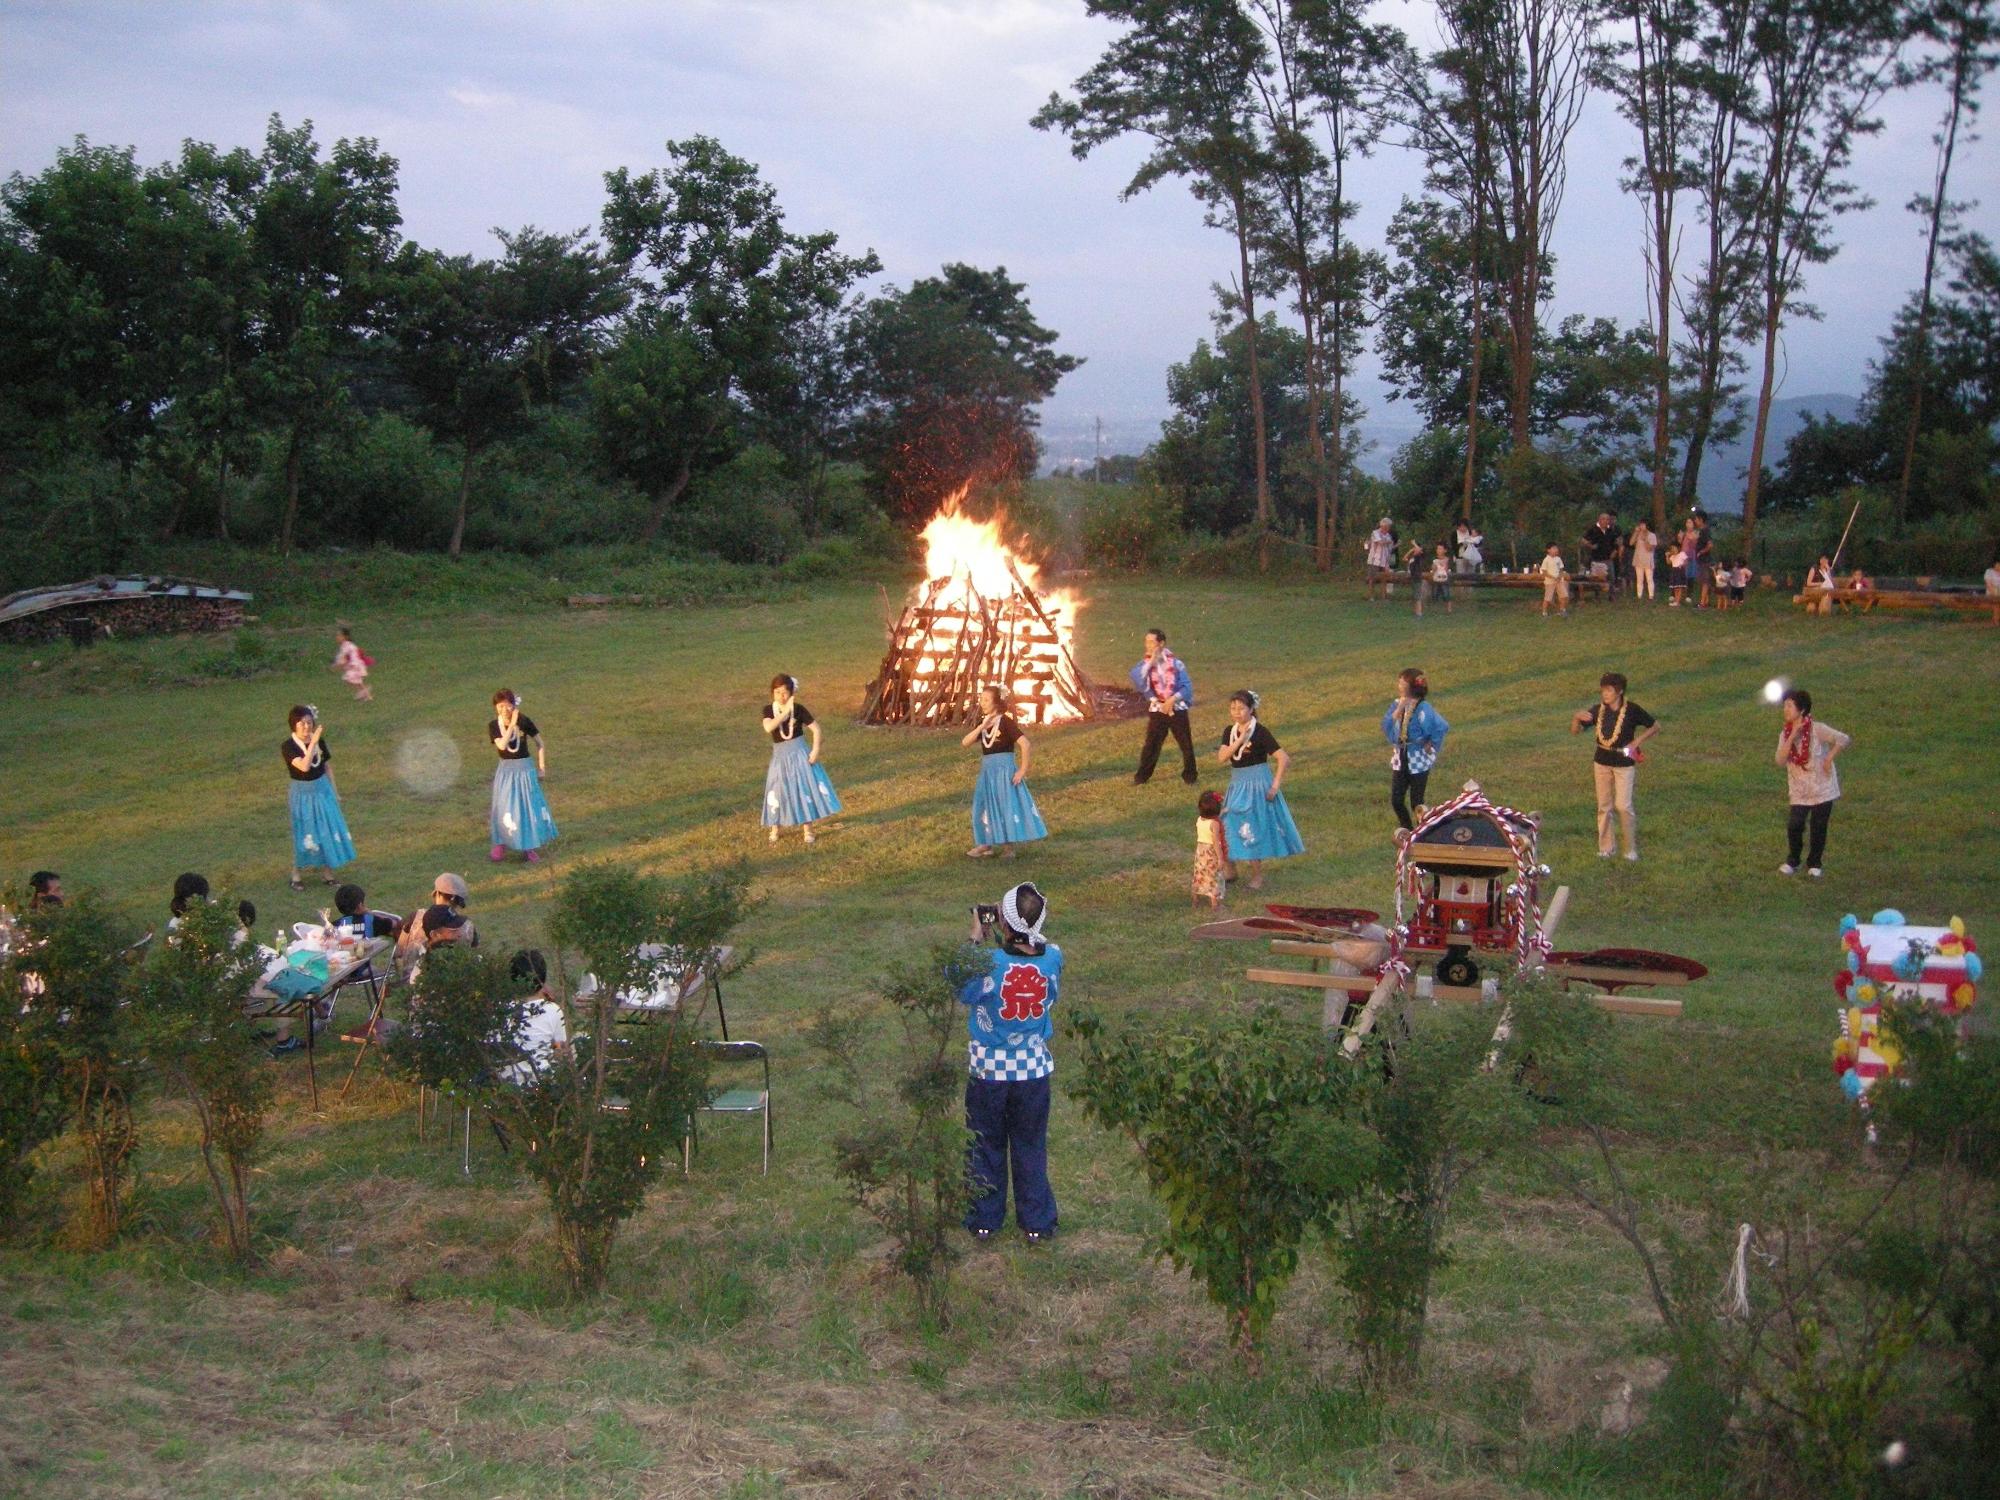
(333, 626, 373, 703)
(1193, 789, 1229, 909)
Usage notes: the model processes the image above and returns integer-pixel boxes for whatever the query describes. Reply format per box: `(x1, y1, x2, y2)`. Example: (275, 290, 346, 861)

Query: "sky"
(4, 0, 1995, 469)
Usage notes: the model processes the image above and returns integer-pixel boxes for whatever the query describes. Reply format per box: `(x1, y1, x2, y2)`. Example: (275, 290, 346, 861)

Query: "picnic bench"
(1795, 585, 1999, 622)
(1461, 572, 1612, 604)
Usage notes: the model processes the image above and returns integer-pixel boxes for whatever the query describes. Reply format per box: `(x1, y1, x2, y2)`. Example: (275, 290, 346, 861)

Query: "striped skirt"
(971, 755, 1047, 847)
(1223, 763, 1305, 861)
(763, 737, 843, 827)
(491, 757, 558, 851)
(289, 777, 356, 870)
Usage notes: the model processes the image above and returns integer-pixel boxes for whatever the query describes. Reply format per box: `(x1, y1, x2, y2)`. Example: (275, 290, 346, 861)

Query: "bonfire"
(861, 488, 1093, 727)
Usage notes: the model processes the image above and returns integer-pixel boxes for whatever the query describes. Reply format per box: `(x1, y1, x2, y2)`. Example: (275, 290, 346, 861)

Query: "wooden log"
(1340, 970, 1405, 1056)
(1245, 968, 1382, 993)
(1269, 938, 1394, 968)
(1541, 885, 1572, 945)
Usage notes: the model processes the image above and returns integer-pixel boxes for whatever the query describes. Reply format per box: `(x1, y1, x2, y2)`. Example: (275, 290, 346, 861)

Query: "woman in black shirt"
(282, 704, 355, 891)
(960, 684, 1047, 858)
(1213, 690, 1305, 889)
(761, 674, 843, 845)
(489, 689, 557, 863)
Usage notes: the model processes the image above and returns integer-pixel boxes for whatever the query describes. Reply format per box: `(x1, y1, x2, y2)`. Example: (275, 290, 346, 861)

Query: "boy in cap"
(961, 882, 1062, 1243)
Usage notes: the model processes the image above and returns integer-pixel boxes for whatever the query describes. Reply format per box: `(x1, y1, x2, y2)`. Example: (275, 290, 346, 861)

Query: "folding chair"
(605, 944, 733, 1038)
(682, 1040, 772, 1175)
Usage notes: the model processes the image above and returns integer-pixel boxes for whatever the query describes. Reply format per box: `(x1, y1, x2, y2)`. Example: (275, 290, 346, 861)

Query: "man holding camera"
(962, 883, 1061, 1243)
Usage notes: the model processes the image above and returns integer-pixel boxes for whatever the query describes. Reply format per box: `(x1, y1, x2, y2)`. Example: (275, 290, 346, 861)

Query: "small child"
(1539, 544, 1570, 617)
(1193, 789, 1229, 909)
(1429, 544, 1454, 614)
(1709, 561, 1732, 611)
(1729, 561, 1751, 607)
(1666, 546, 1689, 607)
(333, 625, 373, 703)
(1405, 538, 1429, 616)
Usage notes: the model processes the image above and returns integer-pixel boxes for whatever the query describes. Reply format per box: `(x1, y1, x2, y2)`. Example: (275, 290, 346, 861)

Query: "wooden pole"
(1340, 969, 1404, 1056)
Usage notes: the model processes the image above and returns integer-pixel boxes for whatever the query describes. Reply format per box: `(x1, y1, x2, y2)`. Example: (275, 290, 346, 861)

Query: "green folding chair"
(682, 1040, 772, 1175)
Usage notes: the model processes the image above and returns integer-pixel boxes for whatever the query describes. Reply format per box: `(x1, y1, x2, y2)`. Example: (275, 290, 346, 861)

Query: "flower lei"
(979, 713, 1008, 750)
(1227, 716, 1260, 763)
(770, 699, 797, 741)
(1787, 715, 1814, 769)
(1594, 700, 1631, 754)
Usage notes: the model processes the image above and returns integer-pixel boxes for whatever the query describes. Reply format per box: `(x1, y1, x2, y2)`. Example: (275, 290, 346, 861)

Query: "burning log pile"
(862, 494, 1094, 727)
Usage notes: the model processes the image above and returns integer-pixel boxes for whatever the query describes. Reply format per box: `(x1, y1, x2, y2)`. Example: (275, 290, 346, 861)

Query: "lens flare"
(395, 728, 462, 796)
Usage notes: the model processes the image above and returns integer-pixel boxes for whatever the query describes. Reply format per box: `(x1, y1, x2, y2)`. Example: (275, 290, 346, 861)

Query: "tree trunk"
(1303, 311, 1331, 570)
(1232, 200, 1272, 568)
(638, 455, 696, 544)
(555, 1214, 614, 1298)
(216, 453, 232, 541)
(1741, 301, 1782, 550)
(1675, 299, 1728, 510)
(1896, 31, 1970, 523)
(278, 427, 304, 556)
(448, 445, 475, 560)
(1460, 228, 1488, 522)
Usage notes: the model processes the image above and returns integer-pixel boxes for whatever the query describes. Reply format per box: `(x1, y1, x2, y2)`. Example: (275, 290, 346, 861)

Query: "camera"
(970, 903, 1001, 935)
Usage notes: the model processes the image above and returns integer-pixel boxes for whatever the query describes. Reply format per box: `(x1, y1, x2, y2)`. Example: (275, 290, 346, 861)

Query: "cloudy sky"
(4, 0, 1993, 466)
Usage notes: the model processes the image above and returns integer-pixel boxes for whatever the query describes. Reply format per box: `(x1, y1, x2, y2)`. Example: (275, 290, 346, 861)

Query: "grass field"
(3, 574, 1996, 1499)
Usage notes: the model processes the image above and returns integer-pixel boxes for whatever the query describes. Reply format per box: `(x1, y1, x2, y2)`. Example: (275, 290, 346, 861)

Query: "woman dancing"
(1214, 689, 1304, 890)
(489, 689, 557, 863)
(282, 704, 356, 891)
(762, 674, 842, 845)
(1382, 668, 1450, 831)
(1774, 688, 1848, 878)
(961, 685, 1046, 859)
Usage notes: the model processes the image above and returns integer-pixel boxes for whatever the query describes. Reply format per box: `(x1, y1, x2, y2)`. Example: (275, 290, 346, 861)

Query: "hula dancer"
(1569, 672, 1660, 861)
(489, 689, 557, 863)
(1214, 690, 1303, 890)
(1775, 688, 1847, 878)
(762, 674, 841, 845)
(961, 685, 1046, 859)
(1382, 668, 1449, 831)
(282, 705, 355, 891)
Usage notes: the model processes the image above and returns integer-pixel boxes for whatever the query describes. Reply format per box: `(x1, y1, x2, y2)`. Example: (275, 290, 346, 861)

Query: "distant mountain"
(1692, 393, 1861, 512)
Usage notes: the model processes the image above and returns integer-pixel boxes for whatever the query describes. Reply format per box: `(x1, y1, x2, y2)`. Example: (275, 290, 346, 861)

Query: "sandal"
(966, 846, 996, 858)
(288, 877, 305, 892)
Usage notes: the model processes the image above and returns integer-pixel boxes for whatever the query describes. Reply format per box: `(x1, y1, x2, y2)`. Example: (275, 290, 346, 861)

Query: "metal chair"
(682, 1040, 772, 1175)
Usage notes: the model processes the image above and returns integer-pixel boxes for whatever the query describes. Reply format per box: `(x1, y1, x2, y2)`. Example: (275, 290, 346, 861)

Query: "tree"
(137, 898, 271, 1262)
(1035, 0, 1281, 547)
(1736, 0, 1906, 546)
(601, 136, 877, 541)
(1246, 0, 1396, 566)
(846, 263, 1080, 520)
(392, 227, 629, 557)
(392, 865, 747, 1297)
(1604, 0, 1706, 532)
(239, 116, 403, 554)
(1894, 0, 1998, 520)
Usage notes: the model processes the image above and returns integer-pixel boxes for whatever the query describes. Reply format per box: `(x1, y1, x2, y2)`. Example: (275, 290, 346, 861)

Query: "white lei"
(978, 713, 1006, 749)
(1227, 716, 1260, 764)
(770, 699, 798, 741)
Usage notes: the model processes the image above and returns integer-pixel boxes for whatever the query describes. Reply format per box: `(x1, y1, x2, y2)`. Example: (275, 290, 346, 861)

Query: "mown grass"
(1, 575, 1995, 1498)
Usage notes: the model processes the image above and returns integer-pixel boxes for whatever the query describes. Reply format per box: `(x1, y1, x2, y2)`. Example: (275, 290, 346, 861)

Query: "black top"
(763, 702, 815, 744)
(978, 716, 1023, 756)
(490, 715, 540, 760)
(1583, 523, 1620, 563)
(1587, 699, 1656, 767)
(1221, 722, 1281, 767)
(281, 735, 330, 782)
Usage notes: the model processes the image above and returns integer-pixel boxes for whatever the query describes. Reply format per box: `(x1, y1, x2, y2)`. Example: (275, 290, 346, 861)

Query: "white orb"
(1882, 1440, 1907, 1467)
(395, 728, 462, 797)
(1762, 678, 1787, 705)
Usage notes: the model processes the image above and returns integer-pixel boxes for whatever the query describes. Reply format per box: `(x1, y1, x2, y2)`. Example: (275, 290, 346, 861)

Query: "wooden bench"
(1461, 573, 1611, 604)
(1795, 586, 1998, 622)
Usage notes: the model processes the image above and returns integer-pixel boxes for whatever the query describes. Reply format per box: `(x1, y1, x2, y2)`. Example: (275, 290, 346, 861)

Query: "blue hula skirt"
(1224, 763, 1305, 862)
(763, 737, 842, 827)
(491, 758, 559, 851)
(971, 756, 1047, 847)
(289, 777, 356, 870)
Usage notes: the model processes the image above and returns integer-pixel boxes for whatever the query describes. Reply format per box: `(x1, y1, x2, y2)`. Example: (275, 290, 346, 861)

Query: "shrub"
(1066, 1003, 1370, 1367)
(1077, 481, 1184, 569)
(811, 942, 982, 1324)
(390, 863, 749, 1297)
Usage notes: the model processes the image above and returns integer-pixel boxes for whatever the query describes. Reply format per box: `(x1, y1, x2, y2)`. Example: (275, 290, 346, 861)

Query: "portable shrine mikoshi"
(861, 490, 1094, 727)
(1832, 910, 1980, 1141)
(1193, 782, 1708, 1053)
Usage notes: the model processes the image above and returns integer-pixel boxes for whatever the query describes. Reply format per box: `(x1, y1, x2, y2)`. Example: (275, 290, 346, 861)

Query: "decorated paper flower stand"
(1832, 910, 1980, 1141)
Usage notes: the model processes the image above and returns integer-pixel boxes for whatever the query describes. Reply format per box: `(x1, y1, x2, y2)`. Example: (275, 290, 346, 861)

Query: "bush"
(1077, 481, 1184, 569)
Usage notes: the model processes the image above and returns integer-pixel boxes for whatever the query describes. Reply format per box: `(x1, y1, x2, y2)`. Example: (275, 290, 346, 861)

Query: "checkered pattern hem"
(968, 1041, 1053, 1082)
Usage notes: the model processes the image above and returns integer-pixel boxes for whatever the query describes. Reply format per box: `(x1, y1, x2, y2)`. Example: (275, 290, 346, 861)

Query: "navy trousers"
(965, 1074, 1057, 1233)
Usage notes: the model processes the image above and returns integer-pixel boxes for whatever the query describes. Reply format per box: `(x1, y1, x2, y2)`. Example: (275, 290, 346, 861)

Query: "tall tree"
(241, 116, 403, 553)
(1246, 0, 1395, 566)
(601, 136, 878, 541)
(1736, 0, 1906, 546)
(1034, 1, 1280, 546)
(1603, 0, 1705, 533)
(392, 227, 628, 557)
(1894, 0, 1998, 519)
(847, 263, 1080, 520)
(1671, 0, 1761, 510)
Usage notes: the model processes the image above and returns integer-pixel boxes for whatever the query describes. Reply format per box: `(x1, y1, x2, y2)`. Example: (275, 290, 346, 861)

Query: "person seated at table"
(27, 870, 63, 910)
(332, 883, 401, 942)
(500, 949, 570, 1085)
(168, 875, 299, 1053)
(395, 873, 479, 979)
(1847, 566, 1873, 592)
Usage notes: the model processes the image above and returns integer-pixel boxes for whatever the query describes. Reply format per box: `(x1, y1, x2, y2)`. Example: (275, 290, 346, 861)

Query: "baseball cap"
(433, 872, 469, 907)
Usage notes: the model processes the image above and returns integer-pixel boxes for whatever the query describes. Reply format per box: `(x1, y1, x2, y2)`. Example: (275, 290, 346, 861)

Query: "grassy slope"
(1, 578, 1995, 1499)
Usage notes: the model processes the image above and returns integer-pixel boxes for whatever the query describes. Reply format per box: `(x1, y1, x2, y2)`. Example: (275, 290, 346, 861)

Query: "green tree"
(1036, 0, 1281, 544)
(391, 227, 629, 557)
(846, 263, 1080, 520)
(600, 136, 877, 541)
(136, 897, 271, 1262)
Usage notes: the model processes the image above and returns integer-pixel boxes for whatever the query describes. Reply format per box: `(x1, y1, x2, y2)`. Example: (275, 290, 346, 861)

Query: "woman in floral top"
(1774, 687, 1849, 878)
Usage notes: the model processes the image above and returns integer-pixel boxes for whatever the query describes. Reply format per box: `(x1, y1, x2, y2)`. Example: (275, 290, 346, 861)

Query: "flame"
(894, 485, 1087, 724)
